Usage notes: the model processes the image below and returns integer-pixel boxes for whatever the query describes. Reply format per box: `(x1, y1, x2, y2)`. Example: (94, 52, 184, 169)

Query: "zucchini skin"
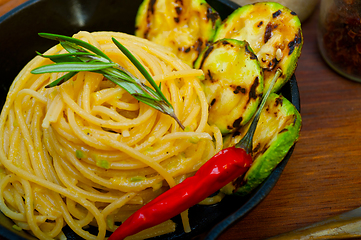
(194, 38, 264, 134)
(135, 0, 302, 197)
(135, 0, 221, 67)
(221, 93, 302, 196)
(214, 2, 303, 93)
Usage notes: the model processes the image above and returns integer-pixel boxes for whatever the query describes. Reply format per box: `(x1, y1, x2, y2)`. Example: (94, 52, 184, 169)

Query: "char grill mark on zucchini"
(272, 9, 282, 18)
(142, 0, 156, 38)
(198, 44, 214, 69)
(288, 28, 302, 55)
(135, 0, 221, 67)
(194, 38, 263, 134)
(249, 76, 260, 102)
(206, 5, 221, 24)
(221, 93, 302, 196)
(264, 22, 277, 44)
(213, 2, 303, 94)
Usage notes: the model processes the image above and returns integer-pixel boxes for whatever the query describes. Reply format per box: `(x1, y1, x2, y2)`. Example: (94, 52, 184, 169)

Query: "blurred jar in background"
(231, 0, 319, 22)
(318, 0, 361, 82)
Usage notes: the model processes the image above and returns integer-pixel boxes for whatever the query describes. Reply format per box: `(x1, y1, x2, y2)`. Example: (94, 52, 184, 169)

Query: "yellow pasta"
(0, 31, 224, 240)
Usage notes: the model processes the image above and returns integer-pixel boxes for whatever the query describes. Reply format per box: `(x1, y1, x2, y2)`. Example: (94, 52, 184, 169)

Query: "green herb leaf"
(45, 71, 78, 88)
(12, 224, 22, 231)
(96, 159, 110, 169)
(112, 37, 171, 106)
(31, 62, 117, 74)
(37, 51, 96, 63)
(34, 33, 185, 129)
(130, 176, 146, 182)
(38, 33, 111, 61)
(101, 67, 136, 83)
(75, 149, 86, 159)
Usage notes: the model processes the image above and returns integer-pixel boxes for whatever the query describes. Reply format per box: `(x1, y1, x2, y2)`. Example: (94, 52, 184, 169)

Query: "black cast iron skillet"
(0, 0, 300, 239)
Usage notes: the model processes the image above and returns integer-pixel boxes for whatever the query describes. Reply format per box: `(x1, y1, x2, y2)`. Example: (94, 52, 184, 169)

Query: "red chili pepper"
(108, 69, 282, 240)
(108, 147, 252, 240)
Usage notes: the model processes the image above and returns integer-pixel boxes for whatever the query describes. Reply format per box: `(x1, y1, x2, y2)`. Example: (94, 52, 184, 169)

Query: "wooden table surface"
(1, 1, 361, 240)
(219, 4, 361, 240)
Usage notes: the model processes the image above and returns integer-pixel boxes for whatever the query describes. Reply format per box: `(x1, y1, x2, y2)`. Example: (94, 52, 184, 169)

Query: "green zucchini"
(135, 0, 221, 67)
(221, 93, 301, 196)
(213, 2, 303, 93)
(194, 38, 264, 134)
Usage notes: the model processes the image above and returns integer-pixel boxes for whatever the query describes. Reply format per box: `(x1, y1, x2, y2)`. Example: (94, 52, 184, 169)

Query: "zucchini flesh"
(194, 38, 264, 134)
(221, 93, 302, 196)
(214, 2, 303, 93)
(135, 0, 221, 67)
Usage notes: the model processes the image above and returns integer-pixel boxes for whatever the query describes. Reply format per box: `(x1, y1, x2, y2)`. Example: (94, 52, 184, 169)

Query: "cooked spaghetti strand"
(0, 31, 224, 240)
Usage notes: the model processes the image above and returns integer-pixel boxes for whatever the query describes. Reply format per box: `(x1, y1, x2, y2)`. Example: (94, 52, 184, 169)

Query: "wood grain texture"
(0, 0, 27, 16)
(217, 4, 361, 240)
(1, 1, 361, 240)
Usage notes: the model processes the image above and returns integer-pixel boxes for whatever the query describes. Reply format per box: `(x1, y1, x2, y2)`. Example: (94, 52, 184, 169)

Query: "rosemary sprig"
(31, 33, 184, 130)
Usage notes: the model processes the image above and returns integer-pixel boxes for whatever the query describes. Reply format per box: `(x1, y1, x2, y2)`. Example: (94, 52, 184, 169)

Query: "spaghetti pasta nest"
(0, 31, 224, 240)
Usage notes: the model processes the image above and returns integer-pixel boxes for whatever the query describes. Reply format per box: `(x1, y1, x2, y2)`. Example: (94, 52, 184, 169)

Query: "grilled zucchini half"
(221, 93, 301, 196)
(194, 38, 263, 134)
(214, 2, 303, 93)
(135, 0, 221, 67)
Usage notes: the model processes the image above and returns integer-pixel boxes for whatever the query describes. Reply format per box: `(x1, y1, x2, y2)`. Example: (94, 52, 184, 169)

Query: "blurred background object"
(231, 0, 319, 22)
(318, 0, 361, 83)
(268, 205, 361, 239)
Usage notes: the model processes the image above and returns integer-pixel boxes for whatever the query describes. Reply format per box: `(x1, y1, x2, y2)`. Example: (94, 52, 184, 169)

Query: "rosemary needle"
(31, 33, 185, 130)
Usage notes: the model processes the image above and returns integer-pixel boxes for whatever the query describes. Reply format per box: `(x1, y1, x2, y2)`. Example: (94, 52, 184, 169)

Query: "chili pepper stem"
(108, 147, 252, 240)
(236, 68, 282, 154)
(108, 69, 282, 240)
